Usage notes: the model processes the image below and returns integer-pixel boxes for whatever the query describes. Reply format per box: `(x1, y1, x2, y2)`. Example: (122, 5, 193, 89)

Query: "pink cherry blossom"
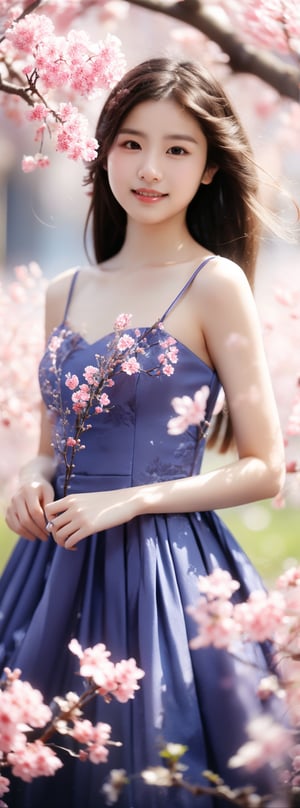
(72, 718, 96, 744)
(159, 336, 177, 349)
(66, 436, 78, 447)
(167, 385, 210, 435)
(7, 740, 63, 782)
(162, 364, 175, 376)
(228, 715, 291, 772)
(55, 103, 99, 162)
(1, 10, 126, 170)
(5, 13, 55, 53)
(121, 357, 140, 375)
(98, 392, 110, 407)
(85, 722, 112, 764)
(70, 641, 116, 691)
(220, 0, 300, 54)
(276, 565, 300, 612)
(27, 103, 50, 122)
(21, 153, 50, 172)
(188, 598, 238, 650)
(166, 346, 179, 364)
(68, 640, 145, 701)
(277, 565, 300, 589)
(82, 365, 99, 385)
(8, 678, 52, 728)
(113, 658, 145, 703)
(65, 373, 79, 390)
(0, 693, 24, 753)
(117, 334, 135, 352)
(0, 642, 145, 792)
(114, 313, 132, 330)
(196, 568, 240, 601)
(88, 742, 109, 765)
(234, 590, 286, 642)
(71, 384, 91, 410)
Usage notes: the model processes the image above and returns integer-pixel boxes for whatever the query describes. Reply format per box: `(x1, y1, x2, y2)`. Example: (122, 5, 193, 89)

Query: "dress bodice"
(38, 258, 221, 495)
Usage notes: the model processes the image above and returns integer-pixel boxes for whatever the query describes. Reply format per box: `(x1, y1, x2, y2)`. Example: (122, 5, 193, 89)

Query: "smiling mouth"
(132, 189, 168, 199)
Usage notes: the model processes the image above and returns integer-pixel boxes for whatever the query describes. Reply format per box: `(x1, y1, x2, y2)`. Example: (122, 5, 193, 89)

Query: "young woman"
(1, 58, 286, 807)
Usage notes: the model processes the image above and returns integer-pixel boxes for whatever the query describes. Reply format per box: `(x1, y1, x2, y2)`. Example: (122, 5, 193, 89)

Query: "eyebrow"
(118, 127, 198, 143)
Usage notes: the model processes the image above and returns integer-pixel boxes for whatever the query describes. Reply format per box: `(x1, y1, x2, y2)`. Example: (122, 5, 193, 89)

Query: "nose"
(137, 153, 162, 183)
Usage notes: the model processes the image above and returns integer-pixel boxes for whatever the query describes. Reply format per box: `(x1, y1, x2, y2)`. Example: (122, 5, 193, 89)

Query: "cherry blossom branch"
(172, 773, 270, 805)
(138, 746, 273, 806)
(43, 318, 178, 496)
(0, 74, 34, 103)
(14, 0, 43, 20)
(0, 0, 43, 44)
(126, 0, 300, 101)
(0, 65, 58, 113)
(172, 777, 271, 806)
(0, 640, 145, 801)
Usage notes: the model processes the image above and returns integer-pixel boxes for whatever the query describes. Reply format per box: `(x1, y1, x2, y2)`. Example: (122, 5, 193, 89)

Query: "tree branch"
(0, 75, 35, 105)
(126, 0, 300, 101)
(16, 0, 44, 21)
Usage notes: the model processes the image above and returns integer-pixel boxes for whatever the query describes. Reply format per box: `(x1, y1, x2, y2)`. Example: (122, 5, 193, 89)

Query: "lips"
(132, 188, 167, 199)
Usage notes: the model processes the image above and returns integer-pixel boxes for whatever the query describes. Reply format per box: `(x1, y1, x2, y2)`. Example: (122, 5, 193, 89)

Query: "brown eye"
(167, 146, 187, 155)
(123, 140, 141, 150)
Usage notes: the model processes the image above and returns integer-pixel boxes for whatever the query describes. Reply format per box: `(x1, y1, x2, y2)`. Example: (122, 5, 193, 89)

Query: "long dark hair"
(83, 58, 272, 451)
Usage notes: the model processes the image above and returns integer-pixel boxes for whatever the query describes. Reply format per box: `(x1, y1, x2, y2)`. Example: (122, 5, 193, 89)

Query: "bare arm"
(141, 257, 285, 513)
(5, 269, 77, 540)
(5, 404, 56, 540)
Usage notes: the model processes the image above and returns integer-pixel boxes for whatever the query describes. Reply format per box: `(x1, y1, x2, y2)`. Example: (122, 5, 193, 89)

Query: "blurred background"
(0, 0, 299, 582)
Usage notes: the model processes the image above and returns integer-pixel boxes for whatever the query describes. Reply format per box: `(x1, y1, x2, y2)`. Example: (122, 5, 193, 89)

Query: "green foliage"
(221, 503, 299, 584)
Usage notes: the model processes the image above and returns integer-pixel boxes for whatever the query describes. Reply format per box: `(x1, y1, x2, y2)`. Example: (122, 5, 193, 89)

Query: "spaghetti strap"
(62, 269, 80, 323)
(161, 255, 215, 322)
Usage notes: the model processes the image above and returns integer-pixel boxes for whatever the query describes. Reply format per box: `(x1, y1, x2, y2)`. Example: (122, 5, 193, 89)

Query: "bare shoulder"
(45, 266, 82, 335)
(195, 255, 257, 325)
(192, 256, 264, 383)
(47, 266, 80, 299)
(197, 256, 252, 300)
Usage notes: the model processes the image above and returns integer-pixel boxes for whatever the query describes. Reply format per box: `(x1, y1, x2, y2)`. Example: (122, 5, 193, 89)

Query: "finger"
(5, 507, 46, 542)
(50, 518, 73, 546)
(45, 495, 72, 521)
(64, 530, 81, 550)
(17, 496, 49, 539)
(51, 526, 78, 551)
(6, 499, 41, 538)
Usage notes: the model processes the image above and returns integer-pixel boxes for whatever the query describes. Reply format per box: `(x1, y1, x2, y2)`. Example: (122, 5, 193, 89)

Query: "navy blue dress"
(0, 258, 283, 806)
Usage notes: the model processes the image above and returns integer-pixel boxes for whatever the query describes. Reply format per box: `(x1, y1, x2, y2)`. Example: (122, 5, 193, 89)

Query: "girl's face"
(107, 98, 216, 226)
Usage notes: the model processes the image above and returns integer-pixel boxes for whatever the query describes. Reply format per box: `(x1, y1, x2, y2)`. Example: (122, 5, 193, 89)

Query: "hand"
(5, 480, 55, 541)
(44, 489, 139, 550)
